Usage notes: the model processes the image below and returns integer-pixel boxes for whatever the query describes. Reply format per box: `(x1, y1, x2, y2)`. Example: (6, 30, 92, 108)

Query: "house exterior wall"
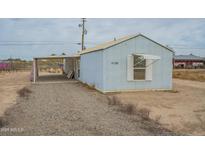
(102, 36, 173, 92)
(79, 50, 104, 91)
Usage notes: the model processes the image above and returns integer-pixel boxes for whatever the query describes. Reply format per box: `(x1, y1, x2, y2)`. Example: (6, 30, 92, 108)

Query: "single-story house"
(174, 54, 204, 69)
(79, 33, 174, 93)
(32, 33, 173, 93)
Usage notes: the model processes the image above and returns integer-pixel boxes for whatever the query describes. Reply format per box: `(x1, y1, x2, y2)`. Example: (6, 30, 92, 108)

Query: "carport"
(32, 54, 80, 83)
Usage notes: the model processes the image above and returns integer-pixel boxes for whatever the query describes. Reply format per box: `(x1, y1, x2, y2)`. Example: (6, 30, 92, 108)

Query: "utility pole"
(79, 18, 87, 50)
(81, 18, 85, 50)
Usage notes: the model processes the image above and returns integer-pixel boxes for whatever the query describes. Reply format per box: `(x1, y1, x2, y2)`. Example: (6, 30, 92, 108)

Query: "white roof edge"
(33, 54, 80, 59)
(79, 33, 174, 55)
(133, 53, 161, 60)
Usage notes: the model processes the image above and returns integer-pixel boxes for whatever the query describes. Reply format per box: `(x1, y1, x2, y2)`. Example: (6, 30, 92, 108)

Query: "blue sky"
(0, 18, 205, 60)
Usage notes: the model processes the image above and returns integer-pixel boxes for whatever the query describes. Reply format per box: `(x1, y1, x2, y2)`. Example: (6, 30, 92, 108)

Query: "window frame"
(133, 55, 146, 80)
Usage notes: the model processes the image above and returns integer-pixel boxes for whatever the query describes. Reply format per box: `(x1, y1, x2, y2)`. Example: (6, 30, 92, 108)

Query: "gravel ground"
(0, 81, 174, 136)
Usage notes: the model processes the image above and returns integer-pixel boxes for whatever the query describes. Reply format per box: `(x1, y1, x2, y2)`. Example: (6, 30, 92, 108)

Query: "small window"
(133, 55, 146, 80)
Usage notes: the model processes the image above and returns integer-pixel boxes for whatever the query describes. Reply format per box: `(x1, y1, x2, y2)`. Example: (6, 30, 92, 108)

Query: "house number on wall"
(111, 62, 119, 64)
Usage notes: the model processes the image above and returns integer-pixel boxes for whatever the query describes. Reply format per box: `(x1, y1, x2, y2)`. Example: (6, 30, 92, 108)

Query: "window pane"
(133, 55, 145, 67)
(134, 69, 145, 80)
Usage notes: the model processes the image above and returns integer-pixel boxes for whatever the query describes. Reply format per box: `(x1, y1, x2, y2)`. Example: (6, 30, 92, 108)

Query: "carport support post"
(33, 58, 38, 83)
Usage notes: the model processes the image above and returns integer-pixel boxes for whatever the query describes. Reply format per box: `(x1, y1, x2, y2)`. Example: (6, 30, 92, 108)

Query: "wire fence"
(0, 60, 32, 72)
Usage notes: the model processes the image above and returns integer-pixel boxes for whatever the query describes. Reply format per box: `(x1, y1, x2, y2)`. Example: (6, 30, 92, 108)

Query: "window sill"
(128, 79, 152, 82)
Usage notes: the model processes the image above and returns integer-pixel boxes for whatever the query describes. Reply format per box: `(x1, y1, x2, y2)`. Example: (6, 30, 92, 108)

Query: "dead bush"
(107, 96, 152, 119)
(17, 87, 32, 97)
(107, 96, 121, 105)
(139, 108, 150, 120)
(90, 84, 96, 90)
(107, 96, 137, 115)
(113, 96, 121, 105)
(107, 96, 113, 105)
(161, 90, 179, 93)
(0, 117, 7, 127)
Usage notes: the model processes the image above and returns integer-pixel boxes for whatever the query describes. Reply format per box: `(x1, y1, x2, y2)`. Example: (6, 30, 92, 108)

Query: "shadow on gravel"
(17, 87, 32, 98)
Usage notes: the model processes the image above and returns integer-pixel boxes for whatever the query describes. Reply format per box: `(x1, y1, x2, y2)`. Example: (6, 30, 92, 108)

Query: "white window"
(127, 54, 159, 81)
(133, 55, 146, 80)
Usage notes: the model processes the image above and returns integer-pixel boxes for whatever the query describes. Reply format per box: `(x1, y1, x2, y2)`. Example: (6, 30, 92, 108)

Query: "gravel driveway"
(0, 81, 173, 135)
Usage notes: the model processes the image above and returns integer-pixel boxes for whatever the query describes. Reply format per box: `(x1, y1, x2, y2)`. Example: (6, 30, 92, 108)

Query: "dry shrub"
(107, 96, 113, 105)
(89, 84, 96, 90)
(17, 87, 32, 97)
(169, 90, 179, 93)
(162, 90, 179, 93)
(107, 96, 152, 120)
(0, 117, 7, 127)
(112, 96, 121, 105)
(107, 96, 136, 114)
(138, 108, 150, 120)
(107, 96, 121, 105)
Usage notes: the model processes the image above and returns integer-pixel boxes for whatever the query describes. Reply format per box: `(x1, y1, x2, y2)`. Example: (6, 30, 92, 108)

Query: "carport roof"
(33, 54, 80, 59)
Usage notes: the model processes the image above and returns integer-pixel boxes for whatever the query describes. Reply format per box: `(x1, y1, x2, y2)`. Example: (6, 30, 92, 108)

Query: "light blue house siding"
(80, 35, 173, 92)
(79, 50, 104, 91)
(103, 36, 173, 92)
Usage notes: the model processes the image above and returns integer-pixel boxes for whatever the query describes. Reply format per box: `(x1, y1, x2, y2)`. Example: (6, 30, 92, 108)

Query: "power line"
(173, 48, 205, 50)
(0, 41, 66, 43)
(0, 43, 65, 46)
(168, 44, 205, 50)
(169, 46, 205, 50)
(0, 42, 98, 46)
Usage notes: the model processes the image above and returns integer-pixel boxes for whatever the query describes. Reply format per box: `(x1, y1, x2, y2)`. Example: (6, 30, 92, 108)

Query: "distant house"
(174, 54, 204, 69)
(79, 34, 174, 92)
(0, 60, 10, 70)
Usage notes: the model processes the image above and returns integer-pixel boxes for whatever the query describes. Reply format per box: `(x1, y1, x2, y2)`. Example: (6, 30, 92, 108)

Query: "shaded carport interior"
(32, 54, 80, 83)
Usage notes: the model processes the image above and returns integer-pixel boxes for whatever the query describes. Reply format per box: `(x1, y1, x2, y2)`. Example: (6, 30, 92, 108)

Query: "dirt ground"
(0, 71, 30, 116)
(113, 79, 205, 135)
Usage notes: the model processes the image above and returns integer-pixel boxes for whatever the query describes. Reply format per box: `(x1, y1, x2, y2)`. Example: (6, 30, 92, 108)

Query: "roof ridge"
(79, 33, 173, 55)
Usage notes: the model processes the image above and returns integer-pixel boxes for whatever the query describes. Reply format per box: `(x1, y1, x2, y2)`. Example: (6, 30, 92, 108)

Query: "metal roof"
(79, 33, 174, 55)
(33, 54, 80, 59)
(174, 54, 204, 61)
(0, 60, 9, 63)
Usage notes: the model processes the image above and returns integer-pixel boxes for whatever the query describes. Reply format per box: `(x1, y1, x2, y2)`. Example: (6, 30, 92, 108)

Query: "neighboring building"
(79, 34, 174, 93)
(0, 60, 10, 70)
(174, 54, 204, 69)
